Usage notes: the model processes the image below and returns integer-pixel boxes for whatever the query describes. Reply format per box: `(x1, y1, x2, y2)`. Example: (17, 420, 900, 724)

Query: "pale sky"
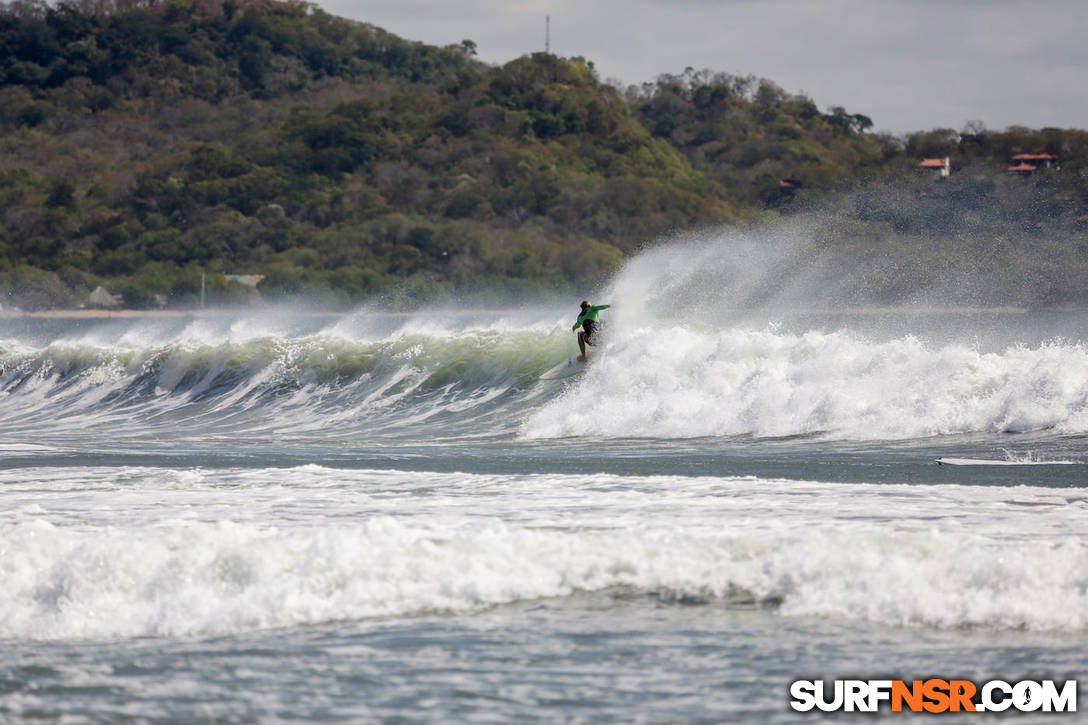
(316, 0, 1086, 135)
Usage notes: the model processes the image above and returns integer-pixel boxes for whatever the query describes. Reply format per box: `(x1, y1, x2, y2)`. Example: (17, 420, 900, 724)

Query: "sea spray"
(521, 227, 1088, 440)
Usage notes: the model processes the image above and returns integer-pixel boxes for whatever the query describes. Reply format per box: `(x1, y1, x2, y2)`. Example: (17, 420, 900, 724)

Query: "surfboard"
(539, 356, 588, 380)
(935, 457, 1076, 466)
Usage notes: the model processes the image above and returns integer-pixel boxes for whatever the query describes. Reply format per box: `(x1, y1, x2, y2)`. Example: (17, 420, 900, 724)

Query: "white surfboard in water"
(935, 457, 1076, 466)
(539, 356, 588, 380)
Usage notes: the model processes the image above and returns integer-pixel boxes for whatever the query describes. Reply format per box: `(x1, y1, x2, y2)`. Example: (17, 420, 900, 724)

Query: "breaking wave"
(4, 312, 1088, 442)
(0, 312, 566, 441)
(5, 231, 1088, 444)
(2, 468, 1086, 640)
(521, 326, 1088, 440)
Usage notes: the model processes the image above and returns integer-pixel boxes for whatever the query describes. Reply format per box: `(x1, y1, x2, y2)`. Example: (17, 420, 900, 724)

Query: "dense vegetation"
(0, 0, 1086, 309)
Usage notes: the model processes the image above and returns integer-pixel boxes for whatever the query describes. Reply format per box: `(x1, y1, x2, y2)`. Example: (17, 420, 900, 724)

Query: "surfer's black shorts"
(582, 319, 599, 345)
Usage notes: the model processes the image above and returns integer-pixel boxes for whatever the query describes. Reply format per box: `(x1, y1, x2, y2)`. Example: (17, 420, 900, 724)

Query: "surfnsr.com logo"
(790, 679, 1077, 713)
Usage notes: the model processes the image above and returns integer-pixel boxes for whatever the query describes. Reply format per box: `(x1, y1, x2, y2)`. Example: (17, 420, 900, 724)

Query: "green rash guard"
(572, 304, 610, 331)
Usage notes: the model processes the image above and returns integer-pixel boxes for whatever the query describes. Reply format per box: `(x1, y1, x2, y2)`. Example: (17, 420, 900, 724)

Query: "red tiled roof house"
(1007, 153, 1060, 174)
(919, 157, 950, 178)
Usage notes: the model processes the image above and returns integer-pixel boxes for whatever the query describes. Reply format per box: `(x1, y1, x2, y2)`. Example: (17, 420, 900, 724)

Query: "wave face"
(0, 310, 568, 442)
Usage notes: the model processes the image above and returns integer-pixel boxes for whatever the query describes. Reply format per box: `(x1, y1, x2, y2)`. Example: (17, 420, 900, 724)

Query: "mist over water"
(605, 219, 1083, 323)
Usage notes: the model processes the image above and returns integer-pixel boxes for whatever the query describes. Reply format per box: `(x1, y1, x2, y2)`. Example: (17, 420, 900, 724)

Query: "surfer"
(572, 300, 610, 362)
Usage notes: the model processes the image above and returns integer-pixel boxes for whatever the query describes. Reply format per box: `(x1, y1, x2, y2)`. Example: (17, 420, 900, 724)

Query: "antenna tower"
(545, 16, 550, 54)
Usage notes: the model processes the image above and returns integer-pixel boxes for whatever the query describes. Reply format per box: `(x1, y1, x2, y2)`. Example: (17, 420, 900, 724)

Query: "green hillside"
(1, 0, 1086, 309)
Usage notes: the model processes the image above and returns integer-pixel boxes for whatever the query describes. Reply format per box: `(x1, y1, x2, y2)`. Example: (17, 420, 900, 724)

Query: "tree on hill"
(0, 0, 742, 307)
(1, 1, 1086, 310)
(626, 67, 886, 207)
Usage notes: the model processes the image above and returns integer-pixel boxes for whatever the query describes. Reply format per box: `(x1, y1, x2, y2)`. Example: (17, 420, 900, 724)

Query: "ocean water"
(3, 241, 1088, 721)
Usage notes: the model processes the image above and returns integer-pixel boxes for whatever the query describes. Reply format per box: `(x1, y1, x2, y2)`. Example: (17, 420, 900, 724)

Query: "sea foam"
(521, 326, 1088, 439)
(1, 467, 1085, 640)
